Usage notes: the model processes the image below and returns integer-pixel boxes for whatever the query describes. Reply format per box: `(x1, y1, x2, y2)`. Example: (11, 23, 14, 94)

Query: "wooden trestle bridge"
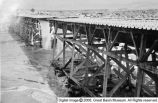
(12, 15, 158, 97)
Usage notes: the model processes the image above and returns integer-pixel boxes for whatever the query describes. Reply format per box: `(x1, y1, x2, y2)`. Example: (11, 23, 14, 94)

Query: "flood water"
(20, 41, 68, 97)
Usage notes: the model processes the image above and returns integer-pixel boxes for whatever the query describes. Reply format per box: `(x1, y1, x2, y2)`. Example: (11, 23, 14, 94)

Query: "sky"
(0, 0, 158, 11)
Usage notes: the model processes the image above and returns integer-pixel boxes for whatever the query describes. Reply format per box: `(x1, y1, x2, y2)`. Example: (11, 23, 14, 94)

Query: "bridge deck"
(52, 18, 158, 31)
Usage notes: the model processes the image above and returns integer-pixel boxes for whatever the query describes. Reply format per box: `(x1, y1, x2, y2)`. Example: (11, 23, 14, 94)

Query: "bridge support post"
(53, 21, 58, 60)
(103, 28, 111, 97)
(63, 24, 67, 66)
(136, 34, 146, 97)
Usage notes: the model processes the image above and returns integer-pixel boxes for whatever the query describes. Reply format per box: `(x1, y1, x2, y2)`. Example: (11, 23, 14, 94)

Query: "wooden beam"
(111, 57, 136, 79)
(103, 57, 110, 97)
(107, 27, 112, 44)
(109, 66, 135, 97)
(113, 68, 124, 79)
(111, 50, 136, 55)
(130, 32, 139, 58)
(91, 49, 105, 62)
(63, 24, 67, 65)
(74, 59, 86, 73)
(84, 49, 91, 86)
(66, 41, 87, 55)
(124, 43, 130, 69)
(70, 25, 77, 76)
(102, 28, 108, 47)
(93, 63, 105, 77)
(143, 61, 158, 67)
(109, 31, 119, 50)
(52, 22, 58, 60)
(136, 34, 146, 97)
(124, 43, 132, 85)
(91, 44, 106, 47)
(61, 58, 72, 70)
(103, 27, 111, 97)
(84, 25, 92, 86)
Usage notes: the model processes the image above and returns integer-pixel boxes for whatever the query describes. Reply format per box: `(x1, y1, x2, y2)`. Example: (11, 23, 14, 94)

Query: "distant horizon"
(18, 8, 158, 11)
(1, 0, 158, 11)
(1, 0, 158, 18)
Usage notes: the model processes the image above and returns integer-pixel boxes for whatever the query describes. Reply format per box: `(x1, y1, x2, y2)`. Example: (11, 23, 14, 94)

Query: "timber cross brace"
(49, 19, 158, 97)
